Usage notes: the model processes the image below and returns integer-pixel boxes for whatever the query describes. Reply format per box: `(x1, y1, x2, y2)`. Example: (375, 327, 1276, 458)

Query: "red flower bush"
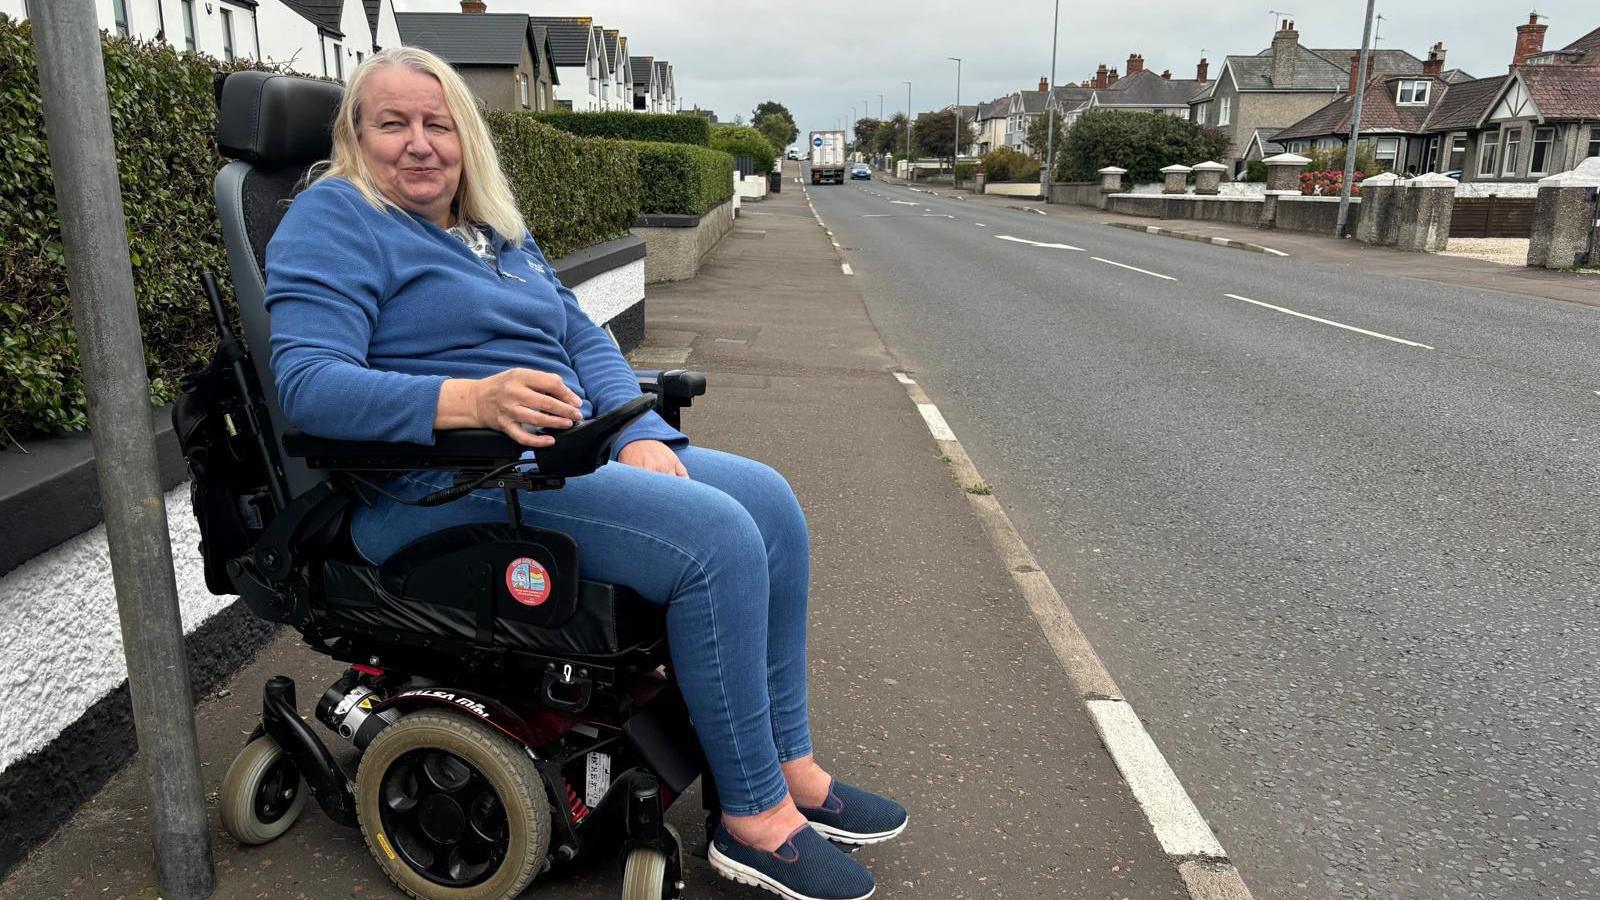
(1300, 169, 1364, 196)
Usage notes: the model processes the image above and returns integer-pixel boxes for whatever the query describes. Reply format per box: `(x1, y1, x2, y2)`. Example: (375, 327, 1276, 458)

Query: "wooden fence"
(1450, 196, 1537, 238)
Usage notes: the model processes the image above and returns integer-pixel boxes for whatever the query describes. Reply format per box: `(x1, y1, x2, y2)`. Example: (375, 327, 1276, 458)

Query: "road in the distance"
(807, 176, 1600, 899)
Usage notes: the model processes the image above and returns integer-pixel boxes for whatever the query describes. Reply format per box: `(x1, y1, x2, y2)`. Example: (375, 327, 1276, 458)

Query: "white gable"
(1487, 77, 1540, 123)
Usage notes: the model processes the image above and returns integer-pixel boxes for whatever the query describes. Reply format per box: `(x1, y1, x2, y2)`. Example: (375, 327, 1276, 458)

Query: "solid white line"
(1262, 247, 1290, 257)
(1087, 700, 1227, 859)
(997, 235, 1085, 251)
(840, 263, 854, 275)
(1091, 257, 1177, 281)
(915, 402, 957, 441)
(1223, 293, 1434, 349)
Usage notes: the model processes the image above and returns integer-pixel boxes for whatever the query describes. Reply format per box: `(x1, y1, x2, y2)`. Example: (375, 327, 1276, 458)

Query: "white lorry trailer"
(808, 131, 846, 184)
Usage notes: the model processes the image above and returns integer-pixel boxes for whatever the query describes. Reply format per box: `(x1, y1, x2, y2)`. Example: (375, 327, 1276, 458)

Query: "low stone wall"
(1275, 195, 1360, 234)
(1107, 194, 1266, 226)
(984, 181, 1045, 199)
(0, 233, 650, 876)
(633, 198, 736, 284)
(1049, 181, 1104, 208)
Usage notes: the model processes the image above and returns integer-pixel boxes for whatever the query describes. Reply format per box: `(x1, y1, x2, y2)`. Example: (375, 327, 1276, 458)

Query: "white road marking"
(840, 263, 854, 275)
(975, 223, 988, 228)
(893, 372, 916, 385)
(863, 214, 893, 218)
(997, 235, 1085, 251)
(915, 402, 957, 441)
(1262, 246, 1290, 257)
(890, 200, 919, 206)
(1087, 699, 1227, 859)
(1223, 293, 1434, 350)
(922, 214, 955, 218)
(1091, 257, 1177, 281)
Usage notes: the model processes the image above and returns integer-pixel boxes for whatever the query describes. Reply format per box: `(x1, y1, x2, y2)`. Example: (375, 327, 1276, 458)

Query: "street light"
(1336, 0, 1376, 237)
(947, 57, 962, 187)
(1042, 0, 1060, 199)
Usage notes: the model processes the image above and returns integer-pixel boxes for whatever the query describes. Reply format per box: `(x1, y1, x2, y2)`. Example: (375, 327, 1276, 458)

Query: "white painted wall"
(735, 173, 768, 201)
(254, 1, 324, 74)
(551, 64, 598, 111)
(373, 0, 400, 51)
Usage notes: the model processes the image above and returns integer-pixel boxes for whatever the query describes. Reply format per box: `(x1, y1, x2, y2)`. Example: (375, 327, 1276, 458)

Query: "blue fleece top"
(263, 177, 684, 454)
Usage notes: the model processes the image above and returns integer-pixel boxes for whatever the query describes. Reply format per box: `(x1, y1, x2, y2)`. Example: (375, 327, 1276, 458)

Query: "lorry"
(808, 130, 846, 184)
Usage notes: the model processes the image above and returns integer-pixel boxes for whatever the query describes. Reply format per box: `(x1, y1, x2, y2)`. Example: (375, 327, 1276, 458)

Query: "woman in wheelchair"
(263, 48, 904, 900)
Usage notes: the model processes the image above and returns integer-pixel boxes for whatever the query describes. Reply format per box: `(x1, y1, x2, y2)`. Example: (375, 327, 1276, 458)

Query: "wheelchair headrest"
(216, 71, 344, 166)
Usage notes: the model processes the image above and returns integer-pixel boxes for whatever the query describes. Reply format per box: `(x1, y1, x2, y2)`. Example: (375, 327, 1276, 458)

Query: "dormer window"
(1396, 80, 1430, 105)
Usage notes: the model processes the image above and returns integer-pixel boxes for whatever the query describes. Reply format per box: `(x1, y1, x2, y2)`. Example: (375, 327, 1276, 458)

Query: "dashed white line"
(1223, 293, 1435, 349)
(1087, 700, 1227, 859)
(975, 223, 988, 228)
(1091, 257, 1177, 281)
(997, 234, 1085, 251)
(840, 263, 854, 276)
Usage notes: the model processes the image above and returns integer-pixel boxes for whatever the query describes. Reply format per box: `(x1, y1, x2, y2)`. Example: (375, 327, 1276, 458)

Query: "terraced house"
(531, 14, 602, 110)
(394, 9, 557, 111)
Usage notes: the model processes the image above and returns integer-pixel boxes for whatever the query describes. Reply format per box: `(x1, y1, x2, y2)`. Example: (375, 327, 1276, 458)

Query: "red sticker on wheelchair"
(505, 557, 552, 606)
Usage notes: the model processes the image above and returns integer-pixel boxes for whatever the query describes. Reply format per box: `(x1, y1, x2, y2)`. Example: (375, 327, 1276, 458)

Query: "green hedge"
(530, 109, 710, 147)
(0, 15, 646, 442)
(487, 112, 639, 259)
(710, 124, 776, 176)
(626, 141, 734, 216)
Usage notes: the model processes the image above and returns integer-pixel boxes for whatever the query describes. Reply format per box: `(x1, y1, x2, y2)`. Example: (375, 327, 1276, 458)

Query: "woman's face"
(356, 66, 463, 227)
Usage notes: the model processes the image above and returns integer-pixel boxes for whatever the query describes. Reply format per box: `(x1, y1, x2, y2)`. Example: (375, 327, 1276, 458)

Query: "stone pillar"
(1262, 152, 1310, 193)
(1098, 166, 1127, 209)
(1354, 172, 1402, 246)
(1527, 159, 1600, 269)
(1191, 161, 1227, 196)
(1396, 172, 1458, 252)
(1160, 164, 1192, 194)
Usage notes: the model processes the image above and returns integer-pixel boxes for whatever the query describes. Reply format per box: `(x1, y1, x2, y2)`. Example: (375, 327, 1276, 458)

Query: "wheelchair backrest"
(214, 71, 345, 498)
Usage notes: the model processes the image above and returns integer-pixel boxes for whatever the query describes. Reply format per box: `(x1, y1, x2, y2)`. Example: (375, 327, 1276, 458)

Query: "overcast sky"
(395, 0, 1594, 144)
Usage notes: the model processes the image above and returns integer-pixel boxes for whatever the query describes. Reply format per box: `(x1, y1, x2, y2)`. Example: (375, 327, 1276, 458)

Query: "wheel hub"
(378, 748, 509, 888)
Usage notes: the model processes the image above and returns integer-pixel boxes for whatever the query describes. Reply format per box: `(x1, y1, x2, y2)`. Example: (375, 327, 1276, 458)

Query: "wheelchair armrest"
(635, 369, 706, 431)
(283, 394, 657, 479)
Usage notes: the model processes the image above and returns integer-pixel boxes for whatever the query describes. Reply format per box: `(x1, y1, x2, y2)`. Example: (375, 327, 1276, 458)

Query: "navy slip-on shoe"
(798, 780, 908, 846)
(708, 822, 875, 900)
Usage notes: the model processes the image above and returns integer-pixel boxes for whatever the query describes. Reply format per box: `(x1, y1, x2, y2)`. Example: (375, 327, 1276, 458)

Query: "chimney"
(1161, 69, 1172, 80)
(1127, 53, 1144, 76)
(1423, 42, 1446, 76)
(460, 0, 486, 11)
(1349, 53, 1362, 94)
(1108, 66, 1120, 82)
(1094, 63, 1109, 89)
(1513, 12, 1547, 66)
(1039, 76, 1049, 92)
(1271, 19, 1299, 86)
(1196, 57, 1209, 81)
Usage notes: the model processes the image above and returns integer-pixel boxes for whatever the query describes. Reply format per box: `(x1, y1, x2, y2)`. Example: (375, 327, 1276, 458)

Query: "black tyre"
(356, 711, 550, 900)
(219, 735, 307, 845)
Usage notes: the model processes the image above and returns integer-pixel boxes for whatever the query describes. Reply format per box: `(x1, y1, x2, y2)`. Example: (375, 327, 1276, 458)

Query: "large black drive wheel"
(220, 735, 307, 845)
(356, 711, 550, 900)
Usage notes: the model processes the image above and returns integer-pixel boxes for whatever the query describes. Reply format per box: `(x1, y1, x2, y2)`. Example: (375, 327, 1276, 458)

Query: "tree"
(911, 108, 974, 160)
(752, 100, 798, 145)
(757, 113, 792, 152)
(873, 113, 909, 157)
(853, 117, 881, 153)
(1058, 110, 1230, 183)
(1025, 110, 1067, 163)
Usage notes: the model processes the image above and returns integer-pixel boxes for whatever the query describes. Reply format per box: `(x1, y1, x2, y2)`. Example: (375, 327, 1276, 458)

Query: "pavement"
(810, 173, 1600, 900)
(0, 164, 1191, 899)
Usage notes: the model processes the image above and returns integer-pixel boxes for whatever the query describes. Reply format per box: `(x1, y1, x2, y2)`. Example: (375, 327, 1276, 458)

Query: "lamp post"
(947, 57, 962, 186)
(903, 81, 913, 177)
(1336, 0, 1376, 237)
(1042, 0, 1060, 199)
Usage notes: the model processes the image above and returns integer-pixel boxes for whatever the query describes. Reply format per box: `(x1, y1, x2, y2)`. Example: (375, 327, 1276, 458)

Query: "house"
(653, 60, 675, 112)
(530, 15, 601, 110)
(279, 0, 383, 79)
(1062, 54, 1210, 128)
(1002, 80, 1050, 154)
(360, 0, 401, 53)
(973, 97, 1010, 155)
(604, 29, 632, 111)
(630, 54, 655, 111)
(395, 10, 557, 111)
(1189, 19, 1425, 175)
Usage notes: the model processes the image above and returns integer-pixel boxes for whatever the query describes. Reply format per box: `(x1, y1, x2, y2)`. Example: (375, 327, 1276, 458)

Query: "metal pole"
(904, 81, 913, 177)
(1336, 0, 1377, 237)
(948, 57, 962, 186)
(28, 3, 215, 897)
(1042, 0, 1060, 199)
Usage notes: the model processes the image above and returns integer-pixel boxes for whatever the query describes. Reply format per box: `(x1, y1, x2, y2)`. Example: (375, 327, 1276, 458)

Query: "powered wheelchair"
(179, 70, 715, 900)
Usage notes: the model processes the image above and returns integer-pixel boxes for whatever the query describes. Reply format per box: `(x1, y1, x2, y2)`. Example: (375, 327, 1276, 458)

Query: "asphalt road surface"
(807, 175, 1600, 900)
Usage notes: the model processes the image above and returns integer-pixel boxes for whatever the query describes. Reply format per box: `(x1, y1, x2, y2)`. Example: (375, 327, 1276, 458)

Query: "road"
(806, 175, 1600, 900)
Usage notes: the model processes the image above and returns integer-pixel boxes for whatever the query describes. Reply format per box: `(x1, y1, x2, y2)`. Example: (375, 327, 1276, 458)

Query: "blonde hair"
(312, 47, 527, 242)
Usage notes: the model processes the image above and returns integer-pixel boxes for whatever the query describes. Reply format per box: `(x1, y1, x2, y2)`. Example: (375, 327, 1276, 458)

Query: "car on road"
(850, 163, 871, 180)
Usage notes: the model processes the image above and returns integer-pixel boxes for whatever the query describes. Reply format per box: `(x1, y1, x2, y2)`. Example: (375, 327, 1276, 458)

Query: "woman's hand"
(439, 369, 583, 448)
(618, 440, 688, 478)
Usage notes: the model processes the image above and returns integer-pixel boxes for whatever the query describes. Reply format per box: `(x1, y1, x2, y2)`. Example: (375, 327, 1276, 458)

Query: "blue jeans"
(351, 446, 813, 815)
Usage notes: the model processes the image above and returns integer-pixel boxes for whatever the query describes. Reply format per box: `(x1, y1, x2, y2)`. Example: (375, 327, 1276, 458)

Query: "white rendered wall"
(373, 0, 400, 51)
(246, 1, 323, 74)
(551, 64, 598, 110)
(568, 256, 644, 330)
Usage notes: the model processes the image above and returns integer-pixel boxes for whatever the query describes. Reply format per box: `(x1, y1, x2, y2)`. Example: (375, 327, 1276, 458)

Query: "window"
(112, 0, 129, 37)
(356, 51, 364, 64)
(1218, 96, 1231, 126)
(1196, 103, 1207, 125)
(1589, 129, 1600, 159)
(1396, 80, 1430, 105)
(1479, 129, 1500, 176)
(1447, 134, 1468, 172)
(519, 73, 530, 108)
(1375, 137, 1400, 170)
(219, 8, 235, 62)
(1529, 126, 1556, 175)
(1502, 127, 1522, 176)
(180, 0, 196, 52)
(1422, 136, 1440, 172)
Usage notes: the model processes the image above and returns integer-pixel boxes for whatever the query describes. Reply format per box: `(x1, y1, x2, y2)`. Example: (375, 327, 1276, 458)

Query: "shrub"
(487, 112, 639, 259)
(1304, 142, 1380, 176)
(1058, 110, 1231, 183)
(530, 109, 710, 147)
(625, 141, 735, 216)
(982, 146, 1040, 183)
(1300, 170, 1363, 196)
(710, 124, 776, 175)
(1245, 159, 1268, 183)
(954, 162, 976, 181)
